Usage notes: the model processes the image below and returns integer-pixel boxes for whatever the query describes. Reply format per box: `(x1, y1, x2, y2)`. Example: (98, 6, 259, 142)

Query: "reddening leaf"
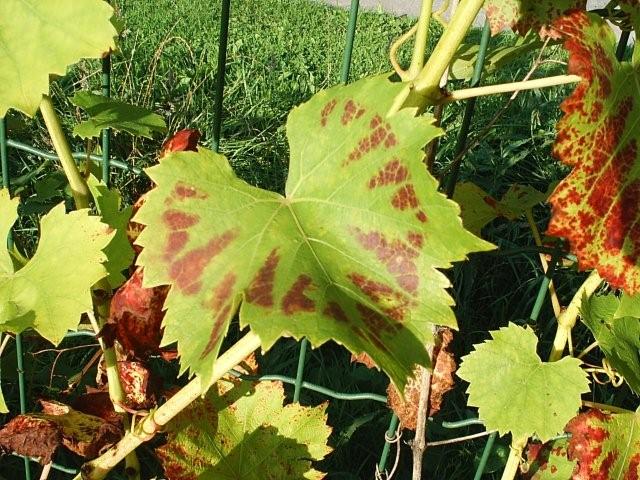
(580, 293, 640, 394)
(547, 12, 640, 293)
(387, 328, 456, 429)
(456, 323, 589, 442)
(72, 92, 167, 139)
(117, 361, 158, 410)
(87, 175, 135, 288)
(483, 0, 587, 36)
(156, 381, 332, 480)
(522, 439, 576, 479)
(566, 408, 640, 479)
(0, 400, 121, 462)
(108, 267, 168, 360)
(160, 129, 201, 158)
(0, 0, 118, 116)
(71, 391, 122, 428)
(0, 192, 113, 345)
(134, 75, 494, 392)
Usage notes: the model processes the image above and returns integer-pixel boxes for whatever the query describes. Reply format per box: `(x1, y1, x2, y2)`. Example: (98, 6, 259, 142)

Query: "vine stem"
(548, 270, 602, 362)
(406, 0, 434, 80)
(500, 436, 527, 480)
(440, 75, 581, 103)
(76, 331, 262, 480)
(411, 337, 435, 479)
(389, 0, 485, 113)
(39, 95, 90, 209)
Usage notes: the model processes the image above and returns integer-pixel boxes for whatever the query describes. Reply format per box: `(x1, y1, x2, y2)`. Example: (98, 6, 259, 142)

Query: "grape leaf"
(0, 400, 121, 462)
(135, 75, 494, 392)
(483, 0, 586, 36)
(156, 380, 331, 480)
(566, 409, 640, 479)
(0, 0, 118, 117)
(522, 439, 576, 479)
(580, 293, 640, 394)
(547, 12, 640, 293)
(453, 182, 549, 235)
(0, 191, 112, 344)
(456, 323, 589, 442)
(87, 176, 135, 288)
(616, 292, 640, 318)
(72, 92, 167, 140)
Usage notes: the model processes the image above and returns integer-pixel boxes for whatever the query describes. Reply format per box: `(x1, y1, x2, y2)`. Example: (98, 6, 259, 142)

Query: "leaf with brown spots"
(546, 12, 640, 294)
(386, 328, 456, 430)
(156, 381, 331, 480)
(483, 0, 586, 36)
(521, 439, 576, 479)
(0, 400, 121, 462)
(134, 75, 493, 392)
(566, 409, 640, 479)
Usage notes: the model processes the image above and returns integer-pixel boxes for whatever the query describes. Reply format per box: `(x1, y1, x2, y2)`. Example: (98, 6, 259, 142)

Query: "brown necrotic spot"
(343, 115, 397, 166)
(391, 184, 420, 211)
(416, 210, 428, 223)
(323, 301, 349, 323)
(281, 275, 315, 315)
(172, 182, 208, 201)
(368, 158, 409, 189)
(341, 99, 365, 126)
(169, 229, 238, 295)
(407, 232, 424, 249)
(163, 210, 199, 230)
(200, 273, 237, 359)
(348, 272, 414, 321)
(165, 231, 189, 259)
(246, 249, 279, 307)
(320, 99, 337, 127)
(352, 228, 420, 294)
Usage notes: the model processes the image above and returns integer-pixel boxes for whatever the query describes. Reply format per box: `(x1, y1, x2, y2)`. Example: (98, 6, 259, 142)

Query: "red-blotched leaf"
(522, 439, 576, 479)
(484, 0, 586, 36)
(566, 408, 640, 479)
(108, 266, 168, 360)
(0, 415, 61, 464)
(547, 11, 640, 293)
(160, 129, 201, 158)
(134, 75, 493, 392)
(117, 361, 159, 410)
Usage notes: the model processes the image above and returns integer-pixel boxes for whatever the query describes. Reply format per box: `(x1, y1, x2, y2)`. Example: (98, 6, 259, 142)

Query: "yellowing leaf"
(156, 381, 331, 480)
(0, 191, 112, 344)
(0, 0, 118, 116)
(457, 323, 589, 442)
(484, 0, 587, 36)
(135, 75, 494, 392)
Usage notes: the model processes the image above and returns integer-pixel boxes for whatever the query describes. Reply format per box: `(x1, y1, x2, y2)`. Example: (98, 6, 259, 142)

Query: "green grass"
(2, 1, 636, 479)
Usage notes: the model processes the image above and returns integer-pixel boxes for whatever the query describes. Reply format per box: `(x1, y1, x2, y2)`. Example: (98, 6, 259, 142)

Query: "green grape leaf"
(457, 323, 589, 442)
(71, 92, 167, 139)
(0, 192, 112, 344)
(156, 380, 331, 480)
(453, 182, 549, 235)
(616, 293, 640, 318)
(485, 0, 587, 36)
(580, 293, 640, 394)
(450, 31, 545, 81)
(0, 190, 19, 275)
(523, 439, 576, 479)
(483, 0, 586, 36)
(135, 75, 494, 392)
(0, 0, 118, 117)
(566, 409, 640, 479)
(87, 176, 135, 288)
(546, 12, 640, 294)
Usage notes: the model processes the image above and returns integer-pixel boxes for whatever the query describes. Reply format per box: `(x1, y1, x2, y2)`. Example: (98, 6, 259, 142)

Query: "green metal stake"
(101, 54, 112, 186)
(378, 413, 400, 474)
(212, 0, 231, 153)
(292, 339, 308, 403)
(1, 118, 31, 479)
(616, 30, 631, 61)
(444, 20, 491, 198)
(473, 431, 497, 480)
(340, 0, 360, 83)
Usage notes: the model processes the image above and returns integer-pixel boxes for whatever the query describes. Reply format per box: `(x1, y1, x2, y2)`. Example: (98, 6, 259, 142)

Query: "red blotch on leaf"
(368, 158, 409, 189)
(160, 129, 200, 158)
(341, 99, 366, 125)
(169, 229, 238, 295)
(566, 409, 619, 480)
(392, 184, 420, 211)
(172, 182, 208, 202)
(246, 249, 279, 307)
(163, 210, 200, 230)
(282, 275, 315, 315)
(200, 272, 237, 358)
(320, 99, 337, 127)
